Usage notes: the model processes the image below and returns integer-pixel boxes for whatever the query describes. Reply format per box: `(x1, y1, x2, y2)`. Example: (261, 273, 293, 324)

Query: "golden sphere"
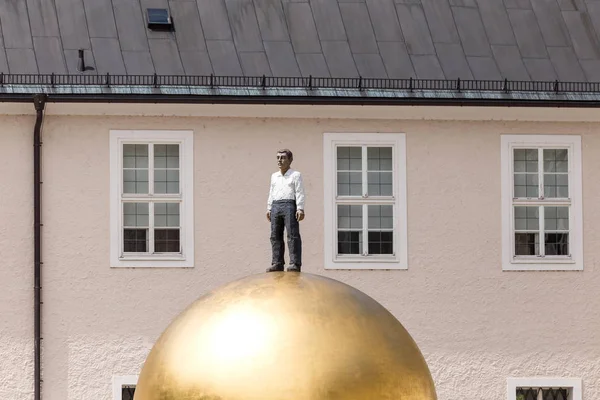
(134, 272, 437, 400)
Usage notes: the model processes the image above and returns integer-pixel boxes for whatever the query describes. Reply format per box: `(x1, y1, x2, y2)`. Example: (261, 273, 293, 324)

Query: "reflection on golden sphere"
(134, 272, 436, 400)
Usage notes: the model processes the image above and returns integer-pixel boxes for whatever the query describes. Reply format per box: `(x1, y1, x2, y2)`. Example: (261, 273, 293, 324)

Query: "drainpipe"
(33, 94, 46, 400)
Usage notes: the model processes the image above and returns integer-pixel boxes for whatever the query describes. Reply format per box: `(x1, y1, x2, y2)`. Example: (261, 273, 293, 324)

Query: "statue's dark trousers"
(270, 200, 302, 270)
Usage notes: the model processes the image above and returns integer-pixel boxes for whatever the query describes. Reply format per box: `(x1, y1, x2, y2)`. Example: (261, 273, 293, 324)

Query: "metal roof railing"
(2, 73, 600, 94)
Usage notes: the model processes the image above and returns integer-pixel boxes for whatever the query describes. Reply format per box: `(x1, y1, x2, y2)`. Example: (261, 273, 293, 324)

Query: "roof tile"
(410, 55, 445, 78)
(340, 3, 378, 54)
(284, 2, 321, 53)
(507, 8, 548, 58)
(378, 41, 415, 78)
(26, 0, 60, 37)
(33, 37, 67, 74)
(365, 0, 404, 42)
(206, 40, 243, 75)
(435, 42, 473, 79)
(523, 58, 557, 80)
(55, 0, 91, 50)
(149, 38, 185, 74)
(354, 53, 388, 77)
(295, 53, 330, 77)
(6, 48, 38, 74)
(239, 51, 273, 75)
(264, 41, 300, 76)
(225, 0, 264, 52)
(83, 0, 118, 38)
(112, 0, 148, 51)
(122, 51, 156, 75)
(197, 0, 232, 40)
(453, 6, 492, 56)
(91, 37, 126, 74)
(170, 1, 207, 52)
(254, 0, 290, 41)
(179, 51, 214, 75)
(421, 0, 460, 44)
(467, 56, 502, 80)
(396, 3, 435, 55)
(311, 0, 347, 41)
(322, 40, 358, 77)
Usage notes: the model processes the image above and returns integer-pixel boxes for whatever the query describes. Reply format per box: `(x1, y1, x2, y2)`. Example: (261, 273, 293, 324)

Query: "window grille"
(517, 387, 569, 400)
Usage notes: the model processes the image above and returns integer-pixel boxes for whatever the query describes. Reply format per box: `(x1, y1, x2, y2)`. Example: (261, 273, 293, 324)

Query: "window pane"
(367, 171, 393, 196)
(367, 147, 392, 171)
(122, 386, 136, 400)
(123, 202, 149, 227)
(154, 144, 179, 168)
(124, 228, 148, 252)
(514, 160, 538, 173)
(545, 233, 569, 256)
(337, 172, 362, 196)
(543, 148, 568, 172)
(337, 205, 362, 230)
(337, 204, 362, 255)
(155, 229, 180, 252)
(514, 148, 538, 161)
(544, 206, 569, 230)
(368, 205, 393, 229)
(155, 202, 180, 227)
(123, 144, 148, 168)
(337, 231, 362, 254)
(123, 168, 149, 194)
(368, 231, 393, 254)
(337, 146, 361, 171)
(544, 173, 568, 198)
(515, 233, 539, 255)
(154, 169, 180, 194)
(513, 173, 538, 198)
(367, 205, 393, 255)
(514, 206, 539, 230)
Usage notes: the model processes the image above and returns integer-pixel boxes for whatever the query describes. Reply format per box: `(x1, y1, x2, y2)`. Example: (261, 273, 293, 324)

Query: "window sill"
(326, 258, 407, 270)
(503, 260, 582, 271)
(111, 257, 193, 268)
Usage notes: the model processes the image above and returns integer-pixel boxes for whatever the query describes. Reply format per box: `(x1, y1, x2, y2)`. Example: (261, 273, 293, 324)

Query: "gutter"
(33, 94, 46, 400)
(2, 93, 600, 108)
(0, 74, 598, 107)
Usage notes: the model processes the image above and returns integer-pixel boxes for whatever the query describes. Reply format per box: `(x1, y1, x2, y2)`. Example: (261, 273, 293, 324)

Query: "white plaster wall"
(3, 112, 600, 399)
(0, 116, 35, 400)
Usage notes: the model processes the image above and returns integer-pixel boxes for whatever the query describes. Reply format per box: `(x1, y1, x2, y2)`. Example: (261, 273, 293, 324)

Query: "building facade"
(1, 1, 600, 400)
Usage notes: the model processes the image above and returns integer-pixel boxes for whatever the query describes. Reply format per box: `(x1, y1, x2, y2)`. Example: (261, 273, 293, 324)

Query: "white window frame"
(507, 377, 582, 400)
(501, 135, 583, 271)
(110, 130, 194, 268)
(112, 375, 138, 400)
(324, 133, 407, 270)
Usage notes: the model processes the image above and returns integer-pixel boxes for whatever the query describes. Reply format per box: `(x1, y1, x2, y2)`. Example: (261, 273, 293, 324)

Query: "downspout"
(33, 94, 46, 400)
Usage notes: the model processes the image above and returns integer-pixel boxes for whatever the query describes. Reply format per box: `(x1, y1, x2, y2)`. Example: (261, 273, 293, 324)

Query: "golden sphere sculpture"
(134, 272, 437, 400)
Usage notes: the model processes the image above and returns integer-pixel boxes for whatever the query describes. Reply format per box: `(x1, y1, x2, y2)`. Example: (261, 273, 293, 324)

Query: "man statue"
(266, 149, 305, 272)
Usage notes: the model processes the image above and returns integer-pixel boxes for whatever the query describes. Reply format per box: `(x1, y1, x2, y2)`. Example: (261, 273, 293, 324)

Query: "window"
(501, 135, 583, 271)
(507, 378, 582, 400)
(324, 133, 407, 269)
(112, 375, 137, 400)
(110, 130, 194, 267)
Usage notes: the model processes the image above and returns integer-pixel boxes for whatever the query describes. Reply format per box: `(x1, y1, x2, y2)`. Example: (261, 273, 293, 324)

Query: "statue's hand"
(266, 211, 271, 222)
(296, 210, 305, 221)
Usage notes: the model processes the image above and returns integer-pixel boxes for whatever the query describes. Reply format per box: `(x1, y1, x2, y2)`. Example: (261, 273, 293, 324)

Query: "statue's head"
(277, 149, 293, 171)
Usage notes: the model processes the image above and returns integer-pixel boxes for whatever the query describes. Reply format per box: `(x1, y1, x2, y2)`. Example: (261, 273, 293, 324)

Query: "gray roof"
(2, 0, 600, 81)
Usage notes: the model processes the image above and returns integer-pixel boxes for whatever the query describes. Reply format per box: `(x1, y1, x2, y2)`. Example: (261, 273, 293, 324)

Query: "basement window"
(507, 378, 582, 400)
(112, 376, 137, 400)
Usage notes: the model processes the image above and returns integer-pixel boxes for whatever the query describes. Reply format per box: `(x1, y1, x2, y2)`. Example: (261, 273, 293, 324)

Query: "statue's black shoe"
(287, 265, 301, 272)
(266, 266, 284, 272)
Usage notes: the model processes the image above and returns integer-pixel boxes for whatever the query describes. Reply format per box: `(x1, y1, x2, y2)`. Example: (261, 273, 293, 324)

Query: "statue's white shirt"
(267, 169, 305, 211)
